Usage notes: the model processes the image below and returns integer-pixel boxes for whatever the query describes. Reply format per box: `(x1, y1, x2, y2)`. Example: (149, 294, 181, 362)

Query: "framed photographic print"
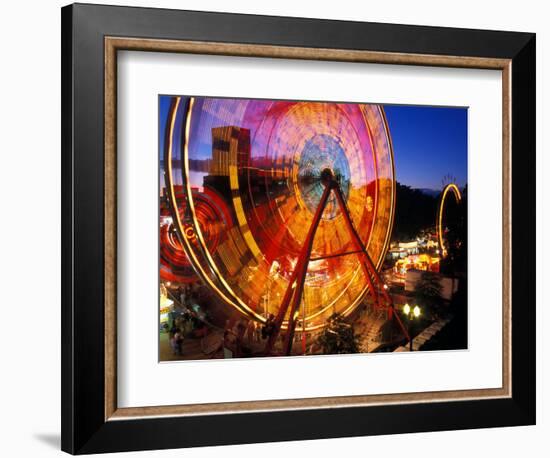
(61, 3, 536, 454)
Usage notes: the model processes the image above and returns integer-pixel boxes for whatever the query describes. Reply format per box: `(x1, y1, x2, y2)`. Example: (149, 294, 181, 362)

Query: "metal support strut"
(264, 169, 409, 356)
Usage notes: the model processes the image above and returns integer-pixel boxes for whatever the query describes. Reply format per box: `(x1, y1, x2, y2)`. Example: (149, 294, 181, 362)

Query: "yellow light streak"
(437, 183, 462, 258)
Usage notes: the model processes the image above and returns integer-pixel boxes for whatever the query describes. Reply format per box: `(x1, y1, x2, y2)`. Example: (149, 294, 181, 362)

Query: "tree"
(415, 271, 443, 319)
(392, 183, 438, 241)
(316, 313, 359, 354)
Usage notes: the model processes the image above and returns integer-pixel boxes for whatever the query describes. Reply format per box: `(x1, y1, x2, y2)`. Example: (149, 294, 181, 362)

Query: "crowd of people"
(220, 313, 286, 357)
(166, 310, 209, 356)
(162, 282, 308, 358)
(163, 283, 211, 356)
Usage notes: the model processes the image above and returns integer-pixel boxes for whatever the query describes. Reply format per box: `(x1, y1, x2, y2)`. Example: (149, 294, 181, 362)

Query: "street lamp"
(402, 303, 421, 351)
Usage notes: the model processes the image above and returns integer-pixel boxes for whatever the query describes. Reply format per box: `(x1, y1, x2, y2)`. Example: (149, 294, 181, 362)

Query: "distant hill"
(415, 188, 441, 198)
(393, 183, 438, 241)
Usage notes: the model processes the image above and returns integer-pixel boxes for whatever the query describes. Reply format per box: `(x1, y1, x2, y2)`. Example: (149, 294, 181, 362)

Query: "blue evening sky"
(159, 96, 468, 190)
(159, 95, 172, 157)
(383, 104, 468, 190)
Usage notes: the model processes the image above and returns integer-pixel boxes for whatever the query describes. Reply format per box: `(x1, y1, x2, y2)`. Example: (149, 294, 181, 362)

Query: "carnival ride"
(160, 187, 229, 284)
(164, 96, 408, 355)
(437, 183, 463, 257)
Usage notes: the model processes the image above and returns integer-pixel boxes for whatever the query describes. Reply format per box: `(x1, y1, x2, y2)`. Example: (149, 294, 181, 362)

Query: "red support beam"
(264, 172, 409, 356)
(333, 183, 409, 340)
(264, 183, 333, 355)
(332, 184, 380, 304)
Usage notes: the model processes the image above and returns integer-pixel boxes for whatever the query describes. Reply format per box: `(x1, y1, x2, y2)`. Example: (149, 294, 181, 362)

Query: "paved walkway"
(159, 330, 225, 361)
(394, 317, 452, 352)
(355, 308, 387, 353)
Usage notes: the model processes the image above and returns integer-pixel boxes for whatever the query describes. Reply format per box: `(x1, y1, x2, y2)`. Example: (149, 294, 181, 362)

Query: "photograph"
(158, 96, 468, 361)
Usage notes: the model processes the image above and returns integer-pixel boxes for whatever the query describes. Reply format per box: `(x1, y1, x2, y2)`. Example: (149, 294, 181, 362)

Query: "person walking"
(169, 321, 178, 340)
(171, 330, 183, 356)
(247, 320, 255, 346)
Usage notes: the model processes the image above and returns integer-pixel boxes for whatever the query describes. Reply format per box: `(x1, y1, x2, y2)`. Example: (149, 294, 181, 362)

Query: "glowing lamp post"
(402, 303, 421, 351)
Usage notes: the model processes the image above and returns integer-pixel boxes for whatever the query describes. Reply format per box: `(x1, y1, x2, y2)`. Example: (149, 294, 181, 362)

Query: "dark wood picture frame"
(61, 3, 536, 454)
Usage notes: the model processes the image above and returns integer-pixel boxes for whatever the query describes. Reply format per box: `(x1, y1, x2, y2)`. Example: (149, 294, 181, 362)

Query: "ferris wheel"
(164, 96, 407, 354)
(437, 182, 463, 258)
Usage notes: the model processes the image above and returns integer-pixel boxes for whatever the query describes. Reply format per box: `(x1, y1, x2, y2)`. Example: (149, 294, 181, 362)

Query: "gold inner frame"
(104, 36, 512, 421)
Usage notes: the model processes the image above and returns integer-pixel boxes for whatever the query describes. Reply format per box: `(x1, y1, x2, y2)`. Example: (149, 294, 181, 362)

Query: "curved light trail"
(437, 183, 462, 257)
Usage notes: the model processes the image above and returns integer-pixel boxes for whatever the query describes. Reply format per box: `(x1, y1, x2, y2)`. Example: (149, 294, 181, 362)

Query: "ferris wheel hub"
(320, 167, 335, 187)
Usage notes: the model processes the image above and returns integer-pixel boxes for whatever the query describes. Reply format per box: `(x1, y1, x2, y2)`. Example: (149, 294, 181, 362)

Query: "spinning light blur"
(165, 96, 396, 331)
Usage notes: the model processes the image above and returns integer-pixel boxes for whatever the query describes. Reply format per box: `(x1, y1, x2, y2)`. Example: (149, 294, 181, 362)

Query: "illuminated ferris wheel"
(164, 96, 407, 354)
(437, 182, 463, 258)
